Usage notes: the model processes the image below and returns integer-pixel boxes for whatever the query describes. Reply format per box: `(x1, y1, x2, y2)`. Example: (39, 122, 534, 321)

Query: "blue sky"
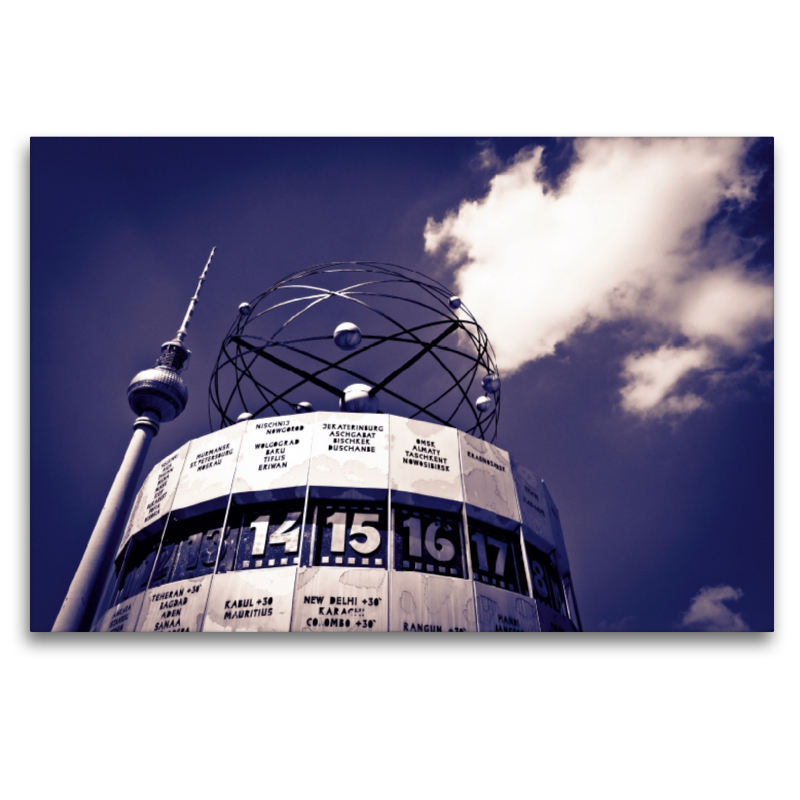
(31, 136, 773, 632)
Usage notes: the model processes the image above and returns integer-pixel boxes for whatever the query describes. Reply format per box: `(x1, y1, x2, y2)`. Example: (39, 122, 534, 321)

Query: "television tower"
(51, 248, 216, 632)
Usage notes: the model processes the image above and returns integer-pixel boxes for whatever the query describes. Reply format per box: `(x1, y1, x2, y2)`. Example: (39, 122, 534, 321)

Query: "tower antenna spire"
(154, 246, 217, 373)
(176, 246, 216, 346)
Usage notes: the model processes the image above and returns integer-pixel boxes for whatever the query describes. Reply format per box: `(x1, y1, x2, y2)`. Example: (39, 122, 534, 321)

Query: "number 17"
(471, 532, 507, 575)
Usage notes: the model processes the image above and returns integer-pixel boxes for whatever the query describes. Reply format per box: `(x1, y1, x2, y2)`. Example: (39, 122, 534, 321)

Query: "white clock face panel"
(92, 413, 578, 633)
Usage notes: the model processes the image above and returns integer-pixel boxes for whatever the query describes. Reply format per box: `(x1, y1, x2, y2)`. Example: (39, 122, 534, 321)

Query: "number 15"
(329, 512, 381, 555)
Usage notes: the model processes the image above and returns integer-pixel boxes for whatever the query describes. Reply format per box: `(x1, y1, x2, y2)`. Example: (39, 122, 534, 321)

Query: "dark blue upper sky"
(30, 136, 773, 632)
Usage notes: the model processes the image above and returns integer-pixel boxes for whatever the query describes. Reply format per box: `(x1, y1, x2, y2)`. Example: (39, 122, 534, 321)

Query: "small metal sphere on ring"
(333, 322, 362, 351)
(476, 395, 494, 413)
(340, 384, 378, 413)
(295, 402, 314, 413)
(449, 296, 462, 310)
(482, 373, 501, 394)
(238, 302, 251, 316)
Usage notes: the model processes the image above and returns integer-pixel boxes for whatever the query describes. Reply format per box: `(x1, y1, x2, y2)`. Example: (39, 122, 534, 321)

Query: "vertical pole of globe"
(51, 248, 215, 632)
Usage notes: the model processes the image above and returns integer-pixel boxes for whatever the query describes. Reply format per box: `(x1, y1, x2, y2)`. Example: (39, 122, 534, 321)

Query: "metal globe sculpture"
(209, 262, 501, 441)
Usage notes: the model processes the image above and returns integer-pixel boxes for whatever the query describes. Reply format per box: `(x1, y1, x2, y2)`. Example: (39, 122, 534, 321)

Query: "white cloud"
(674, 263, 774, 349)
(424, 138, 773, 419)
(679, 585, 750, 632)
(472, 141, 502, 172)
(621, 345, 714, 418)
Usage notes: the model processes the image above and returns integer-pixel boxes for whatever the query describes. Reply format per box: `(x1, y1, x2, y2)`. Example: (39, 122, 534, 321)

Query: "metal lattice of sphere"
(209, 262, 501, 441)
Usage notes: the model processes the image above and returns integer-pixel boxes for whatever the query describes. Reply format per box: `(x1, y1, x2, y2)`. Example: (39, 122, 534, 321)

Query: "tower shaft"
(52, 415, 159, 632)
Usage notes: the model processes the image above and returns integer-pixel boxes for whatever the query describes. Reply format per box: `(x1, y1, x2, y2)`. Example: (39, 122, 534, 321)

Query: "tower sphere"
(333, 322, 362, 351)
(127, 366, 188, 422)
(296, 401, 314, 413)
(449, 296, 462, 309)
(340, 384, 378, 414)
(239, 302, 252, 316)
